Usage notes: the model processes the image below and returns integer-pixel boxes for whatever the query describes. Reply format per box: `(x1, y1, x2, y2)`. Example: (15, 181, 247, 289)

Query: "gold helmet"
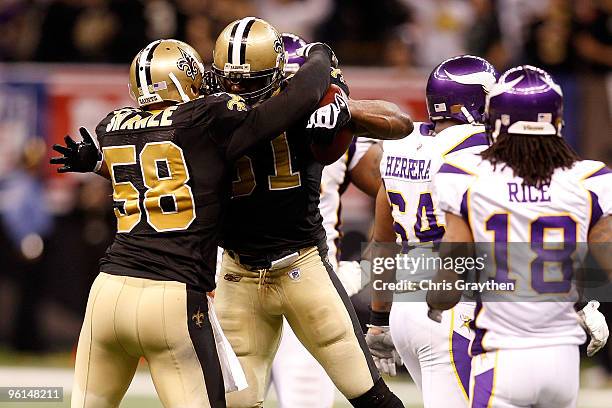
(212, 17, 285, 103)
(129, 39, 204, 107)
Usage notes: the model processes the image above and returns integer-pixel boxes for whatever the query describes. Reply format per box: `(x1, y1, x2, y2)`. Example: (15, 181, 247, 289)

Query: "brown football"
(310, 84, 353, 165)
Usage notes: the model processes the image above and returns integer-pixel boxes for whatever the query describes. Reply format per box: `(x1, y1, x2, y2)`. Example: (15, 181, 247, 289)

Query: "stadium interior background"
(0, 0, 611, 406)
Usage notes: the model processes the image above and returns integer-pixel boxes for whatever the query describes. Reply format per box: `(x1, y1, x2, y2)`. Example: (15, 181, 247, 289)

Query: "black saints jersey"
(220, 68, 349, 255)
(95, 50, 332, 291)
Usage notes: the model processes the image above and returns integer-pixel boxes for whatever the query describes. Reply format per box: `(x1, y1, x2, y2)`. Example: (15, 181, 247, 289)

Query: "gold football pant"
(216, 246, 379, 408)
(71, 272, 224, 408)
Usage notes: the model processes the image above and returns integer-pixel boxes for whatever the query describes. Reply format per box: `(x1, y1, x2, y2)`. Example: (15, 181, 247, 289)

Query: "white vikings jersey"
(433, 156, 611, 353)
(319, 137, 376, 267)
(380, 122, 489, 246)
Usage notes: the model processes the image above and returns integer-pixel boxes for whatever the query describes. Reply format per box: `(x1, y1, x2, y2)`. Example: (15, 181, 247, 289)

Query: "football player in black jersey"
(212, 17, 409, 408)
(50, 35, 337, 407)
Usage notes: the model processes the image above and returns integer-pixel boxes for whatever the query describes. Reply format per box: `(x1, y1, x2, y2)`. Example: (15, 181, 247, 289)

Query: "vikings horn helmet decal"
(426, 55, 499, 124)
(485, 65, 564, 139)
(282, 33, 307, 74)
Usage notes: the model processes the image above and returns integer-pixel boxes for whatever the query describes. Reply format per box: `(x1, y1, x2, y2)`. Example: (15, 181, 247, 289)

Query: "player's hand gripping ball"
(308, 84, 353, 165)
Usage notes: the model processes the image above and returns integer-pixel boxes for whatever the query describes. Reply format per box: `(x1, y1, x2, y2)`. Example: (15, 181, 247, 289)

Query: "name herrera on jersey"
(372, 279, 515, 293)
(384, 156, 431, 180)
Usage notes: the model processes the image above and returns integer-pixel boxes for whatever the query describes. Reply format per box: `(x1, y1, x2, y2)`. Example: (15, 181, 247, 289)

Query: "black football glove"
(296, 42, 339, 68)
(305, 91, 351, 145)
(50, 127, 102, 173)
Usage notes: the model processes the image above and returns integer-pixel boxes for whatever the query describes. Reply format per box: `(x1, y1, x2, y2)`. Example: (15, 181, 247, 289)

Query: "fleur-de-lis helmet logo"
(177, 47, 200, 80)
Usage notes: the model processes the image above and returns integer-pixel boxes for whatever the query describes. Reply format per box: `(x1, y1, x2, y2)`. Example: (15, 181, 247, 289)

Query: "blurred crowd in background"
(0, 0, 611, 384)
(0, 0, 610, 71)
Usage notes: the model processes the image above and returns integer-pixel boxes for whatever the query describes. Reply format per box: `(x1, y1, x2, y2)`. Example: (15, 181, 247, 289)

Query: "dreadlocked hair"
(481, 133, 579, 187)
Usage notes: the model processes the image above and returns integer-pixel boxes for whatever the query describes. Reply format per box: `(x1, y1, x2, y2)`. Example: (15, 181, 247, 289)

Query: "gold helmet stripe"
(230, 17, 256, 65)
(137, 40, 162, 96)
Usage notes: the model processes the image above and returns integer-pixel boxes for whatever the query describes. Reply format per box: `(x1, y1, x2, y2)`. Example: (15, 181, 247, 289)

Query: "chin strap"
(169, 72, 191, 102)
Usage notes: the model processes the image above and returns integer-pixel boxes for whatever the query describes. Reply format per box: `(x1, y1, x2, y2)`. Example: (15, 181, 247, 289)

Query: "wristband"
(369, 309, 390, 327)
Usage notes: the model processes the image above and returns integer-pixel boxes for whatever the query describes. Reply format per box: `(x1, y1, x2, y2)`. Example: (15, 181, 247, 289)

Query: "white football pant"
(390, 301, 475, 408)
(469, 345, 579, 408)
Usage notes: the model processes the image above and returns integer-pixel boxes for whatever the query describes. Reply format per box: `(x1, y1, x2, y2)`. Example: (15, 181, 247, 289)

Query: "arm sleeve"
(330, 67, 350, 96)
(582, 165, 612, 223)
(95, 108, 134, 147)
(347, 137, 377, 171)
(224, 49, 332, 160)
(95, 112, 116, 146)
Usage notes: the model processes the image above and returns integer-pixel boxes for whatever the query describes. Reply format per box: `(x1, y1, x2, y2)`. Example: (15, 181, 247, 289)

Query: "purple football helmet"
(282, 33, 307, 74)
(486, 65, 563, 139)
(426, 55, 499, 124)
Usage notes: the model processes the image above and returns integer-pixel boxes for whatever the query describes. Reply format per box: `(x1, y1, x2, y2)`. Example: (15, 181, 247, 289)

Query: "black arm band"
(369, 309, 390, 327)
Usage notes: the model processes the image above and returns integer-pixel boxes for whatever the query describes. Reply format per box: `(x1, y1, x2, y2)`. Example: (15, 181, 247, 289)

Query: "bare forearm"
(427, 213, 474, 310)
(588, 216, 612, 278)
(368, 241, 398, 312)
(349, 99, 413, 140)
(426, 268, 461, 310)
(369, 184, 400, 312)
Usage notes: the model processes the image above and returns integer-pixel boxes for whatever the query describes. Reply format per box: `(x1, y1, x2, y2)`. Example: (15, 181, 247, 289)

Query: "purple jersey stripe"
(347, 138, 358, 166)
(588, 190, 603, 232)
(439, 163, 471, 175)
(445, 132, 488, 155)
(585, 166, 611, 179)
(460, 190, 469, 222)
(420, 122, 436, 136)
(451, 331, 472, 397)
(470, 301, 486, 356)
(471, 367, 495, 408)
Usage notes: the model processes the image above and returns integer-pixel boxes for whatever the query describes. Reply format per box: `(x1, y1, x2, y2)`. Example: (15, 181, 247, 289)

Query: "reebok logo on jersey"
(384, 156, 431, 181)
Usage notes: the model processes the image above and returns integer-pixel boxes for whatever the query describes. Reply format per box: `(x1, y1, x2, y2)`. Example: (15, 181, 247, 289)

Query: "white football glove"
(296, 42, 338, 67)
(306, 91, 350, 131)
(336, 261, 364, 297)
(577, 300, 609, 357)
(365, 325, 402, 376)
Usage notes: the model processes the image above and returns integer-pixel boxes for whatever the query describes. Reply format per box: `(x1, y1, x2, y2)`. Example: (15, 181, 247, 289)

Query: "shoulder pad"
(437, 124, 488, 157)
(572, 160, 610, 180)
(208, 92, 249, 112)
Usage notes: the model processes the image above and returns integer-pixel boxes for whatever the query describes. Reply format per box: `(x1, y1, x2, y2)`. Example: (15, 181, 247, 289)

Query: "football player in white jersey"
(268, 33, 410, 408)
(366, 55, 499, 408)
(428, 65, 611, 408)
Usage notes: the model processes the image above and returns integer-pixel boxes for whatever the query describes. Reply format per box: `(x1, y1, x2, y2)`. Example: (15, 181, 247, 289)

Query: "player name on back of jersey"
(384, 155, 431, 181)
(508, 182, 551, 203)
(105, 106, 178, 132)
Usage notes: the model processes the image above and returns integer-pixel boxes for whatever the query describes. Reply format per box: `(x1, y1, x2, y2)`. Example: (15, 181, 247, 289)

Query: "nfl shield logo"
(288, 268, 301, 280)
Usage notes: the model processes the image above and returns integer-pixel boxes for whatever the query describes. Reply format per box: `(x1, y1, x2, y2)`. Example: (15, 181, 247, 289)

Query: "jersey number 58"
(103, 141, 196, 233)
